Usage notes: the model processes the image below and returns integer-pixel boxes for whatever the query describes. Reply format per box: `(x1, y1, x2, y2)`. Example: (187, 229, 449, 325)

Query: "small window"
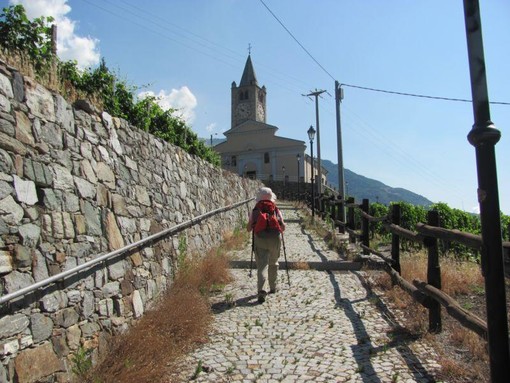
(264, 152, 270, 163)
(244, 90, 249, 100)
(231, 155, 237, 166)
(239, 92, 244, 101)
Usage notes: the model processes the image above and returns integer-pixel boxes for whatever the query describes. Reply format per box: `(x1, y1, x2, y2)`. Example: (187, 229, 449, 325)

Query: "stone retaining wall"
(0, 59, 261, 382)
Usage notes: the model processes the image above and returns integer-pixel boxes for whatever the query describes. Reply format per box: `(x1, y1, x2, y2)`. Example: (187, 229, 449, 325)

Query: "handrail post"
(347, 197, 355, 243)
(391, 204, 401, 274)
(361, 199, 370, 254)
(426, 210, 442, 333)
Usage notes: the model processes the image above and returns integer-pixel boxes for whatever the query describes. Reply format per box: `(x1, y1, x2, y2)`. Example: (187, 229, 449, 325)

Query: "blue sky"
(6, 0, 510, 214)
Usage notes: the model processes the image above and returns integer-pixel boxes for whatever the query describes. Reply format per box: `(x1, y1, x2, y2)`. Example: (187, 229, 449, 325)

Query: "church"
(214, 55, 327, 189)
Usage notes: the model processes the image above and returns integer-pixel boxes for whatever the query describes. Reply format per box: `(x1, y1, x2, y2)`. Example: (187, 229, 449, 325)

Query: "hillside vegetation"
(0, 4, 220, 166)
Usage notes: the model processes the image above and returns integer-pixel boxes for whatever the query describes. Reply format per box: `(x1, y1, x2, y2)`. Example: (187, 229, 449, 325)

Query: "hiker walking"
(247, 187, 285, 303)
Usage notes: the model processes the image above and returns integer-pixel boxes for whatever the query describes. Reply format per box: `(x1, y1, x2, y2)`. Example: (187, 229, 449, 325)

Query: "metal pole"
(310, 140, 315, 218)
(463, 1, 509, 381)
(335, 81, 346, 223)
(305, 90, 326, 194)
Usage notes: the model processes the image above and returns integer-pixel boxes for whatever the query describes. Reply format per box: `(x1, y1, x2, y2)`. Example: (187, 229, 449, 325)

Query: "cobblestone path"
(170, 203, 441, 382)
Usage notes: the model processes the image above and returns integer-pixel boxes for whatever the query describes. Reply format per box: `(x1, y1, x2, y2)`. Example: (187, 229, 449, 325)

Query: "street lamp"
(210, 132, 218, 147)
(307, 125, 316, 218)
(296, 154, 301, 199)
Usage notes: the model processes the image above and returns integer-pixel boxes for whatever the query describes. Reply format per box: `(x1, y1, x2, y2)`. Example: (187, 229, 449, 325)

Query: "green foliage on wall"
(0, 5, 220, 166)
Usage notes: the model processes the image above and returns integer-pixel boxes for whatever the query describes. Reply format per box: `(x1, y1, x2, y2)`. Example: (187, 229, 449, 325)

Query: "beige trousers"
(254, 234, 281, 293)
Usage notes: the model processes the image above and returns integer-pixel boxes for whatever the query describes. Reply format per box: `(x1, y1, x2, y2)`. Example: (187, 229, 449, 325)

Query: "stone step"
(229, 259, 362, 271)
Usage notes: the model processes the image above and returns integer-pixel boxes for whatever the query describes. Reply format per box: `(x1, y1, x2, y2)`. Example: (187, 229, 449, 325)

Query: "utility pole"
(463, 1, 509, 381)
(335, 81, 346, 223)
(304, 89, 326, 195)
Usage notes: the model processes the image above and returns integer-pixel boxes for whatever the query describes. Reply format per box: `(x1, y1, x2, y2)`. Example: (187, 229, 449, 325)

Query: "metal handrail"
(0, 198, 254, 306)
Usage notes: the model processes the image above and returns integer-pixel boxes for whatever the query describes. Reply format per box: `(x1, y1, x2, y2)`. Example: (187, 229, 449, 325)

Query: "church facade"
(214, 55, 326, 187)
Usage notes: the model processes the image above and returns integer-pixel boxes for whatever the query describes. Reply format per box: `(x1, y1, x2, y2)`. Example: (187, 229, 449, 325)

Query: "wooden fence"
(313, 195, 510, 342)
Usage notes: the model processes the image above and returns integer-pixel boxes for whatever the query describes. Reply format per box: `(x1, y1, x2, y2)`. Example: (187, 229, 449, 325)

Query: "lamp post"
(210, 133, 218, 147)
(296, 154, 301, 200)
(307, 125, 316, 218)
(282, 166, 286, 199)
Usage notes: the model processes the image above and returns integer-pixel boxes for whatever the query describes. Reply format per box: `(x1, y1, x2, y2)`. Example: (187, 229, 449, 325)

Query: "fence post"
(347, 197, 355, 243)
(336, 195, 345, 234)
(391, 204, 401, 274)
(426, 210, 442, 333)
(361, 199, 370, 254)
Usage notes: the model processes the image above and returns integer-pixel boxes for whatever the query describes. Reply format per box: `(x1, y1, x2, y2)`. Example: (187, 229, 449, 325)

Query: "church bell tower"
(231, 54, 266, 128)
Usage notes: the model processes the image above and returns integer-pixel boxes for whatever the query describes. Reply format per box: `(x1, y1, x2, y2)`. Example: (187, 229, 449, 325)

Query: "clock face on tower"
(236, 103, 250, 118)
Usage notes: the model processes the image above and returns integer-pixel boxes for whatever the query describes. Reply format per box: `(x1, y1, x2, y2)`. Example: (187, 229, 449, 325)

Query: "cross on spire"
(248, 43, 252, 55)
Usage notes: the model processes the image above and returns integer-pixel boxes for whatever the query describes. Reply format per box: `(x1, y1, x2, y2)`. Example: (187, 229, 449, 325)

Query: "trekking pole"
(249, 230, 254, 277)
(281, 233, 291, 286)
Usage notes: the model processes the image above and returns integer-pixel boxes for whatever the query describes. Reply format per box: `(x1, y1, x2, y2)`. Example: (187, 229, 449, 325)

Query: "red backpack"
(252, 200, 282, 236)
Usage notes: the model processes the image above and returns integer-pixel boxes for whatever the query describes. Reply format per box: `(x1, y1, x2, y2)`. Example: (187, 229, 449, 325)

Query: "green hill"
(322, 159, 433, 206)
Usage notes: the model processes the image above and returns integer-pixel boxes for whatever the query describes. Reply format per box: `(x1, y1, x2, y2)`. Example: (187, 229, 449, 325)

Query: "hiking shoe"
(257, 290, 267, 303)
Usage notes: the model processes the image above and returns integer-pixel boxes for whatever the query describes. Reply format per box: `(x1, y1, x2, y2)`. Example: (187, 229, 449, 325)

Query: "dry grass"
(290, 261, 310, 270)
(84, 229, 246, 383)
(370, 250, 490, 382)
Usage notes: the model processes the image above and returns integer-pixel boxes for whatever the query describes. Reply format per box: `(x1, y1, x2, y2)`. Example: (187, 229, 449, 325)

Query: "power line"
(259, 0, 510, 106)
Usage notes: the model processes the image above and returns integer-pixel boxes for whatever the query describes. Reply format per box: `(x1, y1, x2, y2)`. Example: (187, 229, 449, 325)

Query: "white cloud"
(205, 123, 217, 133)
(138, 87, 198, 124)
(10, 0, 100, 68)
(471, 206, 480, 214)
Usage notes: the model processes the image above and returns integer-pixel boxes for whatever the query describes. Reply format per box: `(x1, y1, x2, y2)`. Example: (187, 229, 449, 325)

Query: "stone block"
(96, 162, 115, 189)
(0, 131, 27, 155)
(40, 290, 67, 313)
(62, 192, 79, 212)
(80, 321, 100, 338)
(66, 324, 81, 350)
(25, 80, 56, 121)
(132, 290, 144, 318)
(81, 200, 101, 235)
(15, 342, 64, 383)
(32, 249, 49, 282)
(0, 72, 14, 98)
(68, 242, 91, 258)
(13, 175, 38, 205)
(0, 195, 24, 225)
(12, 71, 24, 102)
(51, 331, 69, 358)
(0, 118, 14, 136)
(14, 244, 32, 268)
(4, 270, 34, 294)
(19, 223, 41, 247)
(107, 259, 125, 281)
(81, 291, 95, 318)
(111, 193, 128, 215)
(54, 307, 79, 328)
(14, 110, 35, 146)
(0, 93, 11, 113)
(0, 150, 13, 175)
(0, 313, 29, 338)
(52, 164, 73, 190)
(102, 281, 120, 298)
(74, 176, 96, 199)
(1, 339, 19, 356)
(0, 249, 13, 274)
(0, 179, 12, 199)
(30, 313, 54, 343)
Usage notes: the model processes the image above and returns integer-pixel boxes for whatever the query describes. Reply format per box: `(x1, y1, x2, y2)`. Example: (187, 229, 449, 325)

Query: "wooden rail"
(312, 195, 509, 357)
